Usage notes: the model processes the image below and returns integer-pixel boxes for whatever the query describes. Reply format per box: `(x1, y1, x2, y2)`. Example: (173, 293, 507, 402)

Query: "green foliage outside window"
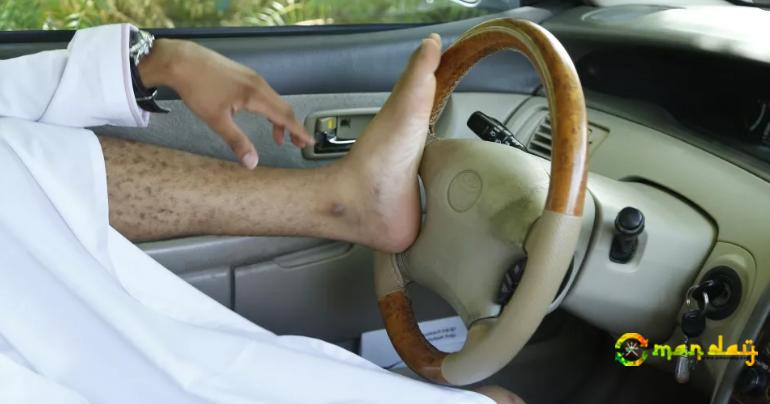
(0, 0, 490, 30)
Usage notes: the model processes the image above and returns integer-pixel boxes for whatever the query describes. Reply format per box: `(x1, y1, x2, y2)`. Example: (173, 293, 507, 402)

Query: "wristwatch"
(128, 27, 169, 113)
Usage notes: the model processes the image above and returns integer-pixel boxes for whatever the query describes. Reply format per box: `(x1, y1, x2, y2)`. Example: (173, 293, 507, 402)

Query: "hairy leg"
(101, 137, 371, 244)
(101, 34, 441, 253)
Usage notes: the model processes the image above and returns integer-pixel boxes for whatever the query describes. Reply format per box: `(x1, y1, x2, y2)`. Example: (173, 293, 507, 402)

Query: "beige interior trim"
(442, 210, 582, 385)
(374, 252, 406, 298)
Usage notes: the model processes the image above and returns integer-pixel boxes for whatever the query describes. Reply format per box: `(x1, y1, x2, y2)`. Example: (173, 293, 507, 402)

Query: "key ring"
(685, 284, 699, 307)
(685, 285, 711, 314)
(700, 290, 710, 314)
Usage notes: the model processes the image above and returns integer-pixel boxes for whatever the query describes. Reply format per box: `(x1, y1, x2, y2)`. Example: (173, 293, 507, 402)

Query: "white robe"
(0, 24, 491, 404)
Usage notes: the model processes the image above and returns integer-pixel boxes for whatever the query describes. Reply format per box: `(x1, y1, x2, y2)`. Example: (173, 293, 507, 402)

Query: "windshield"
(0, 0, 496, 31)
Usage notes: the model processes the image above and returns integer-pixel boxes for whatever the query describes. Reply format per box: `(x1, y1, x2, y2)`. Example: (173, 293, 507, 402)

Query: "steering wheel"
(374, 18, 589, 386)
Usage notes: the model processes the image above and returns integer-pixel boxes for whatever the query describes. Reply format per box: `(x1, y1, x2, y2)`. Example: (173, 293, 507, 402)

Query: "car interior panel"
(3, 1, 770, 403)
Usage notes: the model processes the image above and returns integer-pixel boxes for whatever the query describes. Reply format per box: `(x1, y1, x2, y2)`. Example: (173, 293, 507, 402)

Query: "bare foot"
(476, 386, 527, 404)
(341, 33, 442, 252)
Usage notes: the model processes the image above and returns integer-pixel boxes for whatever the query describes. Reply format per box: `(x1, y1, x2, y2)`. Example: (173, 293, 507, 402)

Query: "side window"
(0, 0, 494, 31)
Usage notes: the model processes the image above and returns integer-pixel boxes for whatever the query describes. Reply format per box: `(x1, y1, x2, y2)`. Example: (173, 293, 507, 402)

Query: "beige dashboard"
(438, 92, 770, 398)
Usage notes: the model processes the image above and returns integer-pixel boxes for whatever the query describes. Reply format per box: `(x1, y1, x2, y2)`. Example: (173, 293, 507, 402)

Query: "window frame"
(0, 23, 427, 43)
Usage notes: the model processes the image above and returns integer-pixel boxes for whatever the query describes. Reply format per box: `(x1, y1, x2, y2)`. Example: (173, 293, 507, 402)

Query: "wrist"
(137, 38, 187, 89)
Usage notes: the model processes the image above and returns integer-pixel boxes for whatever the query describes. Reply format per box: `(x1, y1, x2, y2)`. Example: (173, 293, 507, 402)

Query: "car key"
(675, 290, 709, 384)
(681, 308, 707, 339)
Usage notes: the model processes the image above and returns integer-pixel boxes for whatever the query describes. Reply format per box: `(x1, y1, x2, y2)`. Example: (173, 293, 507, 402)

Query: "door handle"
(324, 132, 356, 146)
(302, 108, 379, 160)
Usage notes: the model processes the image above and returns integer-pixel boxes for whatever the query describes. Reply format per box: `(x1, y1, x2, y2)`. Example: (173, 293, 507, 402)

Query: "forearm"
(99, 136, 364, 243)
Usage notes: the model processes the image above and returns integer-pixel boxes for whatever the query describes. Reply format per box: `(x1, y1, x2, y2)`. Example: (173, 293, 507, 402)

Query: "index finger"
(210, 114, 259, 169)
(247, 88, 314, 147)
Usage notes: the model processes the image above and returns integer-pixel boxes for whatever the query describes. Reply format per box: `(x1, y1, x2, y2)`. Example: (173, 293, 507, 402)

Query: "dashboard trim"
(582, 91, 770, 184)
(713, 264, 770, 403)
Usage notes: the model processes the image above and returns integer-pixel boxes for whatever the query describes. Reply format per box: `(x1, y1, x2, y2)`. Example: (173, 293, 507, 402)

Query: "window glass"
(0, 0, 494, 31)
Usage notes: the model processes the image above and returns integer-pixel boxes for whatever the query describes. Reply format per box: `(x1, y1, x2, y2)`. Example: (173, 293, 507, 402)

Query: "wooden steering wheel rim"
(376, 18, 588, 384)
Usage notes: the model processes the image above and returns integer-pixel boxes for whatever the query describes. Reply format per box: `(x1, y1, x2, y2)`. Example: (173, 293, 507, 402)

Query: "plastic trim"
(0, 23, 426, 43)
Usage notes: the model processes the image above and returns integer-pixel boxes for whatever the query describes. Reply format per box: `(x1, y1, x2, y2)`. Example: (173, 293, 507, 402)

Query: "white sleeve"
(0, 24, 150, 128)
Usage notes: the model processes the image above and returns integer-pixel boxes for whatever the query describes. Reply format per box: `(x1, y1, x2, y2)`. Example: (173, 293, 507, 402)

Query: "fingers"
(246, 82, 315, 148)
(290, 133, 307, 148)
(210, 115, 259, 169)
(273, 122, 308, 148)
(272, 123, 285, 146)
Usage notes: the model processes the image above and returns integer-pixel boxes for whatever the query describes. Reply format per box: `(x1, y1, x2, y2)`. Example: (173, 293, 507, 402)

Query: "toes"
(429, 32, 441, 47)
(374, 33, 442, 123)
(409, 34, 442, 76)
(391, 34, 441, 95)
(425, 33, 442, 63)
(417, 37, 441, 72)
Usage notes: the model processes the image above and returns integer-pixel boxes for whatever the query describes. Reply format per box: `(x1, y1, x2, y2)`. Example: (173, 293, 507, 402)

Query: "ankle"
(335, 157, 419, 253)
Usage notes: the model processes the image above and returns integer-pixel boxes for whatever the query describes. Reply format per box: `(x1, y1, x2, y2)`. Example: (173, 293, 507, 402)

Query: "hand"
(138, 38, 314, 169)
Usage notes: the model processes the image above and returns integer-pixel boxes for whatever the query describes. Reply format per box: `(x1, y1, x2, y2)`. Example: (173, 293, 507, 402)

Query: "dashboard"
(435, 5, 770, 393)
(577, 47, 770, 163)
(540, 8, 770, 401)
(447, 91, 770, 404)
(543, 4, 770, 182)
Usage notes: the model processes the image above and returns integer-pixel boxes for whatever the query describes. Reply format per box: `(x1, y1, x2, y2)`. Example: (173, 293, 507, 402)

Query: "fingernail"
(429, 33, 440, 41)
(242, 151, 258, 169)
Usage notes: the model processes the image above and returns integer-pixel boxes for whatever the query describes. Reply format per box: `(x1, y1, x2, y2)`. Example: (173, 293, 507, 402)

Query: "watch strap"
(129, 57, 169, 113)
(128, 27, 169, 114)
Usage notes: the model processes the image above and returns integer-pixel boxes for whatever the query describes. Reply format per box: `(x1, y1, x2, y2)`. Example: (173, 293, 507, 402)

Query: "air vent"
(528, 116, 554, 159)
(525, 114, 610, 160)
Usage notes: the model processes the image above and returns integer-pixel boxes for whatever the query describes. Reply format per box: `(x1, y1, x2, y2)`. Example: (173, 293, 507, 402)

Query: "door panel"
(232, 243, 454, 341)
(140, 236, 330, 310)
(97, 93, 390, 168)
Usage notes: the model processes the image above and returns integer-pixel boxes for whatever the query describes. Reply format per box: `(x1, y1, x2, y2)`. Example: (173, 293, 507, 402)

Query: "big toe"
(380, 34, 442, 120)
(415, 33, 442, 75)
(400, 33, 442, 89)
